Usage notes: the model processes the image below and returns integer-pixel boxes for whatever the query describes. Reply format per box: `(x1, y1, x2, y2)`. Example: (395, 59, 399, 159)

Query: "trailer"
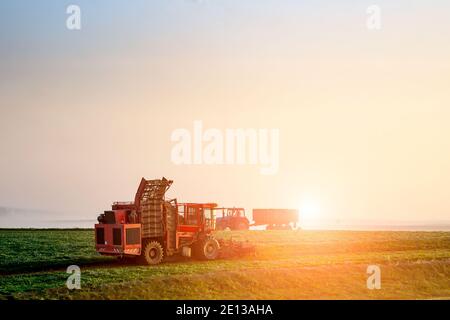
(252, 209, 299, 230)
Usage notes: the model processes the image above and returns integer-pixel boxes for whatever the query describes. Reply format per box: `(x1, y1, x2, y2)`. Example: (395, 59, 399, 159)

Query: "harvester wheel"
(194, 238, 220, 260)
(141, 240, 164, 265)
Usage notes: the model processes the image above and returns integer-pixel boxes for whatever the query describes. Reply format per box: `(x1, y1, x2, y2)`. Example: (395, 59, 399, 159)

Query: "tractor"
(215, 208, 250, 230)
(95, 177, 221, 264)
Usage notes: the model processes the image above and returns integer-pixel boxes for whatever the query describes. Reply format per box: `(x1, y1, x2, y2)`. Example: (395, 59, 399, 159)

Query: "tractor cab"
(175, 202, 217, 248)
(226, 208, 245, 218)
(177, 203, 217, 229)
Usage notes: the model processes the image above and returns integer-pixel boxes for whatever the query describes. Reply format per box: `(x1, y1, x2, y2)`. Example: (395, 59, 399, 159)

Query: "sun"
(299, 196, 321, 222)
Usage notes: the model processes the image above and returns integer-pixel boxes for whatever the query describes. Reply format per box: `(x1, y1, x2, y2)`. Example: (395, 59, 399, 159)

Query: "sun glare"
(300, 197, 321, 222)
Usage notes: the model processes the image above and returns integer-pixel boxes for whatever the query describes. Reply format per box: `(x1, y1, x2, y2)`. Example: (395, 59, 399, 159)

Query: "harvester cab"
(95, 178, 221, 264)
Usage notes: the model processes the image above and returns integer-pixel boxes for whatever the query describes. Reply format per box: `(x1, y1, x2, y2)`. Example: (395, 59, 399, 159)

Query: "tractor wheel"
(194, 238, 220, 260)
(141, 240, 164, 265)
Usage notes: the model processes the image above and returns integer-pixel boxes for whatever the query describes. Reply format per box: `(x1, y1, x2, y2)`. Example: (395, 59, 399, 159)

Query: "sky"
(1, 0, 450, 227)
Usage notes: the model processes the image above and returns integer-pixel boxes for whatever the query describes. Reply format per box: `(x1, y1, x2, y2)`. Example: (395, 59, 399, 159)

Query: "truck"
(95, 177, 222, 264)
(252, 209, 299, 230)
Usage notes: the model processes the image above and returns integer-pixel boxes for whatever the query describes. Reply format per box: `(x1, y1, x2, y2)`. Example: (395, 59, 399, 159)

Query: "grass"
(0, 229, 449, 299)
(0, 229, 113, 273)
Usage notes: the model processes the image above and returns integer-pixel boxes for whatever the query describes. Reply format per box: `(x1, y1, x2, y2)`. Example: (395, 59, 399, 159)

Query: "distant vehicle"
(252, 209, 299, 230)
(215, 208, 250, 230)
(215, 208, 299, 231)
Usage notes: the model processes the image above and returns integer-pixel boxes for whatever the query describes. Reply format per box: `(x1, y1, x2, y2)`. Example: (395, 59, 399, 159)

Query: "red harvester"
(95, 177, 222, 264)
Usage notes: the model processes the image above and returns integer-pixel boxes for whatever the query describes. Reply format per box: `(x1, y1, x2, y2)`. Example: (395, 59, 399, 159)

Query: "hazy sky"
(1, 0, 450, 226)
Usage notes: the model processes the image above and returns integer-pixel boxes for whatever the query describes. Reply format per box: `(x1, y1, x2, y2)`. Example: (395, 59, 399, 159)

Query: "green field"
(0, 229, 449, 299)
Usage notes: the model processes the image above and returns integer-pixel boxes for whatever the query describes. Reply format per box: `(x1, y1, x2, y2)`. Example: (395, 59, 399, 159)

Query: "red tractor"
(95, 177, 221, 264)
